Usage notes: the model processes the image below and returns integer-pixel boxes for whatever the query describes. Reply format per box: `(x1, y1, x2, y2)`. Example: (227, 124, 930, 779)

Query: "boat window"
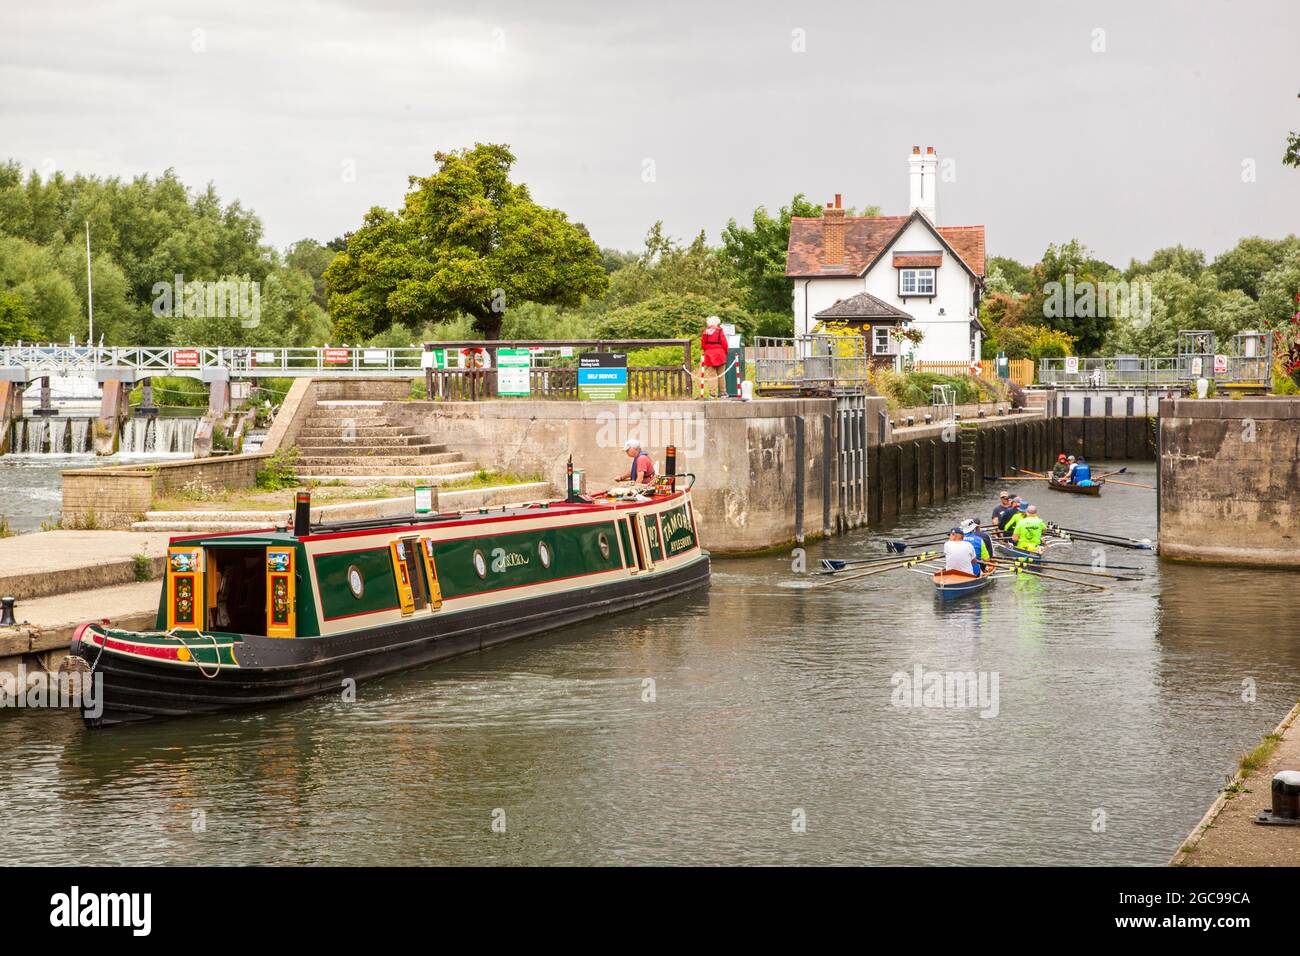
(597, 532, 610, 560)
(205, 546, 270, 637)
(538, 540, 552, 569)
(472, 549, 488, 579)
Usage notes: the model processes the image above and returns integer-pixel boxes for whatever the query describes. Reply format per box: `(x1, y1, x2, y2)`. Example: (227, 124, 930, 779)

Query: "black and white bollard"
(0, 596, 15, 628)
(1255, 770, 1300, 826)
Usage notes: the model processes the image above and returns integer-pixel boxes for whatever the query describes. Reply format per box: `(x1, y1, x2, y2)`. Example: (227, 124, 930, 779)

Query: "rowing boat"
(1047, 478, 1103, 496)
(993, 542, 1044, 565)
(932, 568, 996, 600)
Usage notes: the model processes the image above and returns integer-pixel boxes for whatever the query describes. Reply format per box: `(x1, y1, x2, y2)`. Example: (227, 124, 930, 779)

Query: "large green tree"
(721, 194, 880, 315)
(324, 144, 608, 341)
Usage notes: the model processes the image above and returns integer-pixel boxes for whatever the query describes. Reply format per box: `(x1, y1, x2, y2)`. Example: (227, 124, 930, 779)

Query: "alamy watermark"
(151, 274, 261, 328)
(594, 406, 705, 459)
(0, 664, 102, 719)
(890, 664, 1000, 718)
(1043, 275, 1152, 323)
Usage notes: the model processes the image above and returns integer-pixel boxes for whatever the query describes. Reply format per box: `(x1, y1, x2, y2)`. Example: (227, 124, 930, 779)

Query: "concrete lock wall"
(62, 453, 268, 528)
(1158, 397, 1300, 568)
(868, 417, 1055, 524)
(390, 398, 836, 554)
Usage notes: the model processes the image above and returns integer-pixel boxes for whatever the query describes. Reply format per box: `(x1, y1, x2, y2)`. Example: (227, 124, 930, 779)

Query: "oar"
(1011, 563, 1109, 591)
(1008, 558, 1140, 581)
(819, 551, 938, 572)
(1046, 524, 1153, 549)
(1098, 467, 1129, 478)
(1102, 478, 1154, 490)
(814, 554, 934, 587)
(1029, 556, 1146, 571)
(885, 538, 950, 553)
(1011, 465, 1050, 478)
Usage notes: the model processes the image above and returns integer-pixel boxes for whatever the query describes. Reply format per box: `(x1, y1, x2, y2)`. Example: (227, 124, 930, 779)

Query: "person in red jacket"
(699, 315, 728, 398)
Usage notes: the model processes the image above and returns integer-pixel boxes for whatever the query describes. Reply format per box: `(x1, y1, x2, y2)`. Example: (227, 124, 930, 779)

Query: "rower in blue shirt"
(1068, 455, 1093, 486)
(961, 518, 994, 574)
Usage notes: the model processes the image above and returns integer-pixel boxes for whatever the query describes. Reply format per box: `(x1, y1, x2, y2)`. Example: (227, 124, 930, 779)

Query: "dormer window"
(899, 268, 935, 296)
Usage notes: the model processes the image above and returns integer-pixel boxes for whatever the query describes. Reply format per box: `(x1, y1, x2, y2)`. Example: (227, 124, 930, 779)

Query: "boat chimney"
(293, 491, 311, 537)
(565, 456, 580, 502)
(665, 445, 677, 492)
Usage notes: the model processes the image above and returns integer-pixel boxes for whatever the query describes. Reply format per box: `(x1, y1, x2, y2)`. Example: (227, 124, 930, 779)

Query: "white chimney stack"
(908, 145, 938, 222)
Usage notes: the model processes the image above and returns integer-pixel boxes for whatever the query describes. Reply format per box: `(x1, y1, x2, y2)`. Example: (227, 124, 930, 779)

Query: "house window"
(872, 327, 895, 355)
(899, 268, 935, 296)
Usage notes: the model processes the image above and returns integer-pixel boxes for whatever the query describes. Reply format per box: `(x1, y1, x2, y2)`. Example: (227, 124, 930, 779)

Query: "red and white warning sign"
(172, 349, 200, 368)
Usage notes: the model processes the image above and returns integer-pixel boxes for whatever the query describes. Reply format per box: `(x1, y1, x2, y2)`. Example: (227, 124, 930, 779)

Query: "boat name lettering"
(490, 547, 530, 572)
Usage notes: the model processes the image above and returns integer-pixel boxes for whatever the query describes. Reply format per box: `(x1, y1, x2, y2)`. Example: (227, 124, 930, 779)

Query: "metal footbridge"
(0, 345, 429, 382)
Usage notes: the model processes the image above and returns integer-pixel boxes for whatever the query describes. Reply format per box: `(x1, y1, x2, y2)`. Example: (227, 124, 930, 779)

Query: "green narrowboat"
(68, 480, 710, 726)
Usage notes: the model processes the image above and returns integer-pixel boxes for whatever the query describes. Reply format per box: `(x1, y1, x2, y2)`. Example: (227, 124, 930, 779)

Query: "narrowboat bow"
(68, 485, 710, 726)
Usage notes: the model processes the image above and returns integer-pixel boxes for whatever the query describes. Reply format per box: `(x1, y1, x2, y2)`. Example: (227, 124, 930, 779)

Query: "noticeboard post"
(497, 348, 531, 397)
(578, 353, 628, 400)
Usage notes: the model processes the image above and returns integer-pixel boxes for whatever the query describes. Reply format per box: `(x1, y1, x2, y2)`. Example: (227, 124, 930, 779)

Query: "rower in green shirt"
(1013, 504, 1047, 552)
(1002, 497, 1028, 539)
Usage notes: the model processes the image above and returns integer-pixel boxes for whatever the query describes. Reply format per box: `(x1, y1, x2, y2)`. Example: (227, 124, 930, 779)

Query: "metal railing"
(1038, 353, 1273, 387)
(753, 335, 873, 392)
(0, 340, 697, 398)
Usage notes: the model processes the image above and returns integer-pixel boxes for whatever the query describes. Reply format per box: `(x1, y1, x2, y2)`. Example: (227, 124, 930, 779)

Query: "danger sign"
(172, 349, 200, 368)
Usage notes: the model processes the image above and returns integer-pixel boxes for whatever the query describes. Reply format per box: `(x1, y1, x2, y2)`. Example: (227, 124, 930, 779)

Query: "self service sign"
(577, 353, 628, 401)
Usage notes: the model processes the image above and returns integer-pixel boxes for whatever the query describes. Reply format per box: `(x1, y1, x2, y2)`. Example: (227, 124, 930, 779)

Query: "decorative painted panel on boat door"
(389, 541, 416, 615)
(166, 547, 204, 630)
(419, 538, 443, 610)
(265, 547, 296, 637)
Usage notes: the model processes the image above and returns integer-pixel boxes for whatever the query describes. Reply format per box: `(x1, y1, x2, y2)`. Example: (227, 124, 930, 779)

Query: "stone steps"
(295, 445, 456, 460)
(297, 453, 466, 468)
(296, 429, 428, 443)
(291, 469, 483, 485)
(296, 462, 479, 478)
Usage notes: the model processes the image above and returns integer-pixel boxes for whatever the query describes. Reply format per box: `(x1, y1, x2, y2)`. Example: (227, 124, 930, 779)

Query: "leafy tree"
(1023, 240, 1118, 354)
(1124, 245, 1205, 281)
(721, 194, 881, 315)
(985, 256, 1034, 295)
(324, 143, 608, 340)
(1208, 236, 1300, 298)
(594, 292, 750, 340)
(605, 222, 740, 310)
(0, 289, 38, 342)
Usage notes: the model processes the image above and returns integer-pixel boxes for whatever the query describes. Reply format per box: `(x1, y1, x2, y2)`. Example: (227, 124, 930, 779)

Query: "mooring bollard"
(1255, 770, 1300, 825)
(0, 597, 15, 628)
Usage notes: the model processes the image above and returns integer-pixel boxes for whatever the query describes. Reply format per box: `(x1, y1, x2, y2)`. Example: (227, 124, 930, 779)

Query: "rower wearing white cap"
(615, 438, 656, 485)
(961, 518, 994, 573)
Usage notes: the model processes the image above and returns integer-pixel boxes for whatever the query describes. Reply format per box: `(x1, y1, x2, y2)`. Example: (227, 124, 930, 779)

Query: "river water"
(2, 461, 1296, 865)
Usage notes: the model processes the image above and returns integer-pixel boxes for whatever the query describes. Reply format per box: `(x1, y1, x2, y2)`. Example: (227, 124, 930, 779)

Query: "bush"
(256, 445, 301, 490)
(129, 376, 209, 409)
(983, 324, 1076, 361)
(595, 292, 751, 341)
(870, 369, 998, 410)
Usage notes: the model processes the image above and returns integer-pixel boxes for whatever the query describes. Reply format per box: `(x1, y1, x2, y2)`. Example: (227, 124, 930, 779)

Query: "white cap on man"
(624, 438, 641, 451)
(960, 518, 978, 534)
(706, 315, 722, 327)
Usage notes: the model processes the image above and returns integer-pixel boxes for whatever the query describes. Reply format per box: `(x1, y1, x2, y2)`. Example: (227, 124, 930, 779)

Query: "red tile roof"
(786, 212, 985, 279)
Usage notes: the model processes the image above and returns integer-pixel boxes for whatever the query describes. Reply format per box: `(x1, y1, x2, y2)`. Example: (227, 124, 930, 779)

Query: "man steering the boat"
(1012, 505, 1047, 552)
(614, 438, 657, 485)
(944, 528, 978, 576)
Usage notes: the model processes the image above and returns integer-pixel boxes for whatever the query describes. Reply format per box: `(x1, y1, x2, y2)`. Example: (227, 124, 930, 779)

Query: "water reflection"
(1, 463, 1296, 865)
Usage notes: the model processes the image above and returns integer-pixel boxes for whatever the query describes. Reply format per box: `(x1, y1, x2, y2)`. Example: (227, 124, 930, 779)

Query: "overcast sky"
(3, 0, 1298, 266)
